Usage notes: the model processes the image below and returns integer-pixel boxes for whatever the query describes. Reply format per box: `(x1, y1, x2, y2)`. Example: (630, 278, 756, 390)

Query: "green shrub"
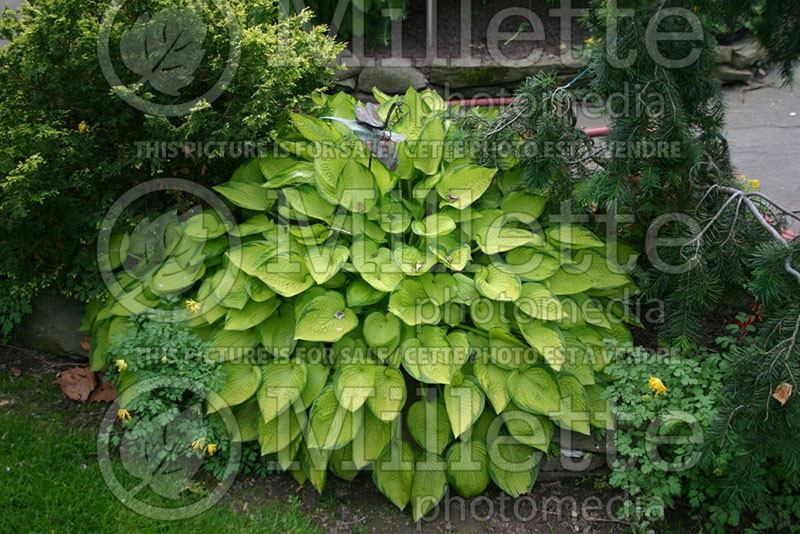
(0, 0, 342, 332)
(83, 88, 637, 518)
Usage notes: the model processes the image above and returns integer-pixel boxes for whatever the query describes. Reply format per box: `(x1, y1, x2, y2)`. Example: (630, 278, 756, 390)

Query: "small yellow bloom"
(204, 443, 218, 456)
(117, 409, 132, 422)
(585, 37, 595, 45)
(115, 359, 128, 372)
(191, 437, 206, 450)
(750, 179, 759, 190)
(648, 376, 667, 397)
(185, 299, 201, 313)
(78, 121, 89, 134)
(713, 468, 723, 477)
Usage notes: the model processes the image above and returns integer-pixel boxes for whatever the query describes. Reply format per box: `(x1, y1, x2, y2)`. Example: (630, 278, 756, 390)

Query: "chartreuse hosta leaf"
(487, 438, 542, 498)
(411, 213, 456, 237)
(389, 278, 440, 326)
(334, 363, 376, 411)
(444, 372, 485, 438)
(258, 403, 305, 455)
(474, 353, 510, 414)
(500, 192, 547, 224)
(488, 328, 538, 369)
(436, 164, 497, 210)
(407, 399, 452, 454)
(475, 225, 542, 255)
(224, 297, 279, 331)
(401, 325, 454, 384)
(518, 319, 567, 370)
(445, 440, 490, 498)
(546, 224, 604, 249)
(505, 247, 561, 281)
(502, 401, 554, 452)
(368, 367, 407, 421)
(300, 442, 329, 493)
(412, 118, 444, 175)
(257, 359, 307, 423)
(350, 408, 392, 469)
(346, 280, 385, 307)
(419, 273, 459, 306)
(257, 303, 296, 357)
(553, 372, 591, 435)
(585, 384, 613, 429)
(282, 185, 337, 221)
(328, 443, 359, 481)
(351, 240, 404, 293)
(506, 365, 562, 417)
(294, 291, 357, 343)
(276, 435, 303, 472)
(475, 264, 521, 302)
(307, 385, 364, 450)
(363, 311, 402, 354)
(303, 245, 349, 285)
(290, 112, 343, 143)
(573, 249, 631, 290)
(299, 359, 330, 408)
(232, 399, 260, 442)
(373, 439, 415, 511)
(231, 248, 314, 298)
(208, 363, 261, 412)
(213, 181, 272, 211)
(546, 265, 595, 295)
(393, 244, 437, 276)
(313, 143, 347, 203)
(516, 282, 566, 321)
(411, 451, 448, 522)
(337, 159, 377, 213)
(429, 236, 471, 271)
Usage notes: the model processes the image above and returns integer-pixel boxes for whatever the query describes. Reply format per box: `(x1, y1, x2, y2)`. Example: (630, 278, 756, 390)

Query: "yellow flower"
(648, 376, 667, 397)
(185, 299, 201, 313)
(117, 409, 132, 422)
(77, 121, 89, 134)
(115, 359, 128, 372)
(713, 468, 723, 477)
(585, 37, 595, 45)
(204, 443, 218, 456)
(191, 437, 206, 450)
(750, 179, 759, 190)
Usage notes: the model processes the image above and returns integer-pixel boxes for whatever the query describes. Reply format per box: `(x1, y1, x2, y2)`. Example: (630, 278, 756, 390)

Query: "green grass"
(0, 374, 319, 534)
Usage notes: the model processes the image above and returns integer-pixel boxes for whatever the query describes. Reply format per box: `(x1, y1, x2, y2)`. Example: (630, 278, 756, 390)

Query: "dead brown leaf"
(88, 371, 117, 403)
(80, 335, 91, 354)
(10, 367, 21, 377)
(55, 367, 96, 402)
(773, 382, 793, 406)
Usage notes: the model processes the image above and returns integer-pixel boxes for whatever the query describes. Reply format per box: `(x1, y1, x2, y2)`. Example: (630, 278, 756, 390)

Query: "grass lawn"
(0, 372, 319, 534)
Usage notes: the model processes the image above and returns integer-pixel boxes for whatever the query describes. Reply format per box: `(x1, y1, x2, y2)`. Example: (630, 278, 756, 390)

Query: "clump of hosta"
(83, 88, 638, 520)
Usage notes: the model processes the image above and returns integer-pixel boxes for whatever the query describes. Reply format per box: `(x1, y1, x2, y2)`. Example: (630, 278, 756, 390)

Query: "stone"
(336, 76, 357, 91)
(716, 65, 754, 84)
(356, 66, 427, 94)
(730, 36, 768, 69)
(715, 45, 734, 64)
(332, 51, 364, 80)
(428, 53, 587, 89)
(17, 294, 86, 359)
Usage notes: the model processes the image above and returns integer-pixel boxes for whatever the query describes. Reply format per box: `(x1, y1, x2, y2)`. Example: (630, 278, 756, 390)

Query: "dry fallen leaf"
(80, 335, 92, 354)
(88, 371, 117, 403)
(0, 400, 10, 407)
(773, 382, 793, 406)
(55, 367, 96, 402)
(10, 367, 21, 377)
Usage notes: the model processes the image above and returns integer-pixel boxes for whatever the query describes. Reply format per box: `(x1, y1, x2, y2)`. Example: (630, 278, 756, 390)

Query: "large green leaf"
(257, 303, 297, 357)
(334, 363, 376, 411)
(389, 278, 440, 326)
(502, 401, 553, 452)
(337, 159, 377, 213)
(367, 367, 407, 421)
(351, 409, 392, 469)
(488, 328, 537, 369)
(412, 119, 444, 175)
(303, 245, 349, 285)
(474, 264, 521, 302)
(411, 451, 448, 521)
(258, 404, 305, 455)
(445, 440, 490, 498)
(474, 353, 511, 414)
(401, 325, 454, 384)
(224, 297, 279, 331)
(209, 363, 261, 411)
(257, 359, 307, 423)
(363, 311, 402, 354)
(500, 192, 546, 223)
(444, 373, 485, 438)
(506, 365, 561, 417)
(516, 282, 565, 321)
(553, 372, 591, 435)
(487, 438, 542, 497)
(392, 244, 437, 276)
(436, 164, 497, 209)
(373, 440, 415, 511)
(307, 385, 363, 450)
(585, 384, 613, 429)
(295, 291, 358, 343)
(213, 181, 272, 211)
(546, 224, 603, 248)
(518, 319, 567, 370)
(406, 399, 452, 454)
(411, 214, 455, 237)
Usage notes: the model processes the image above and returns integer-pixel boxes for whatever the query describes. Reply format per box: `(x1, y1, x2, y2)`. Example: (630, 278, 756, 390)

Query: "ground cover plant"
(81, 87, 638, 520)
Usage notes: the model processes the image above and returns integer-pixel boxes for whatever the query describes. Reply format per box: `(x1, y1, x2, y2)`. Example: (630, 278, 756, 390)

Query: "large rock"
(357, 66, 427, 94)
(428, 53, 587, 88)
(716, 65, 754, 83)
(17, 295, 86, 358)
(730, 36, 767, 69)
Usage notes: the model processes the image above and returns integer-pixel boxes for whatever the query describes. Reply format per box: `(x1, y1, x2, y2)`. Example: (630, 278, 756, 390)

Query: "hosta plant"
(82, 88, 637, 519)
